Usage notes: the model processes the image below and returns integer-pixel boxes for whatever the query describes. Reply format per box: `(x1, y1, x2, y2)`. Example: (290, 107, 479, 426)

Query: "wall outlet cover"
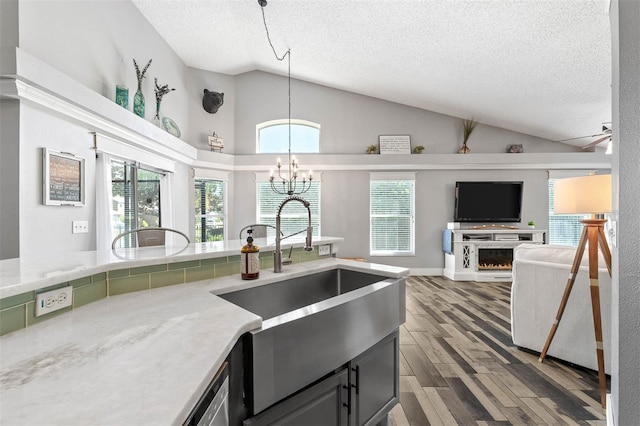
(318, 245, 331, 256)
(35, 286, 73, 316)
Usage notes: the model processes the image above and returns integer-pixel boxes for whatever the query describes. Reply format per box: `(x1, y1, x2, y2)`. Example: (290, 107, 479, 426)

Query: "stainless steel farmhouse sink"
(217, 268, 406, 415)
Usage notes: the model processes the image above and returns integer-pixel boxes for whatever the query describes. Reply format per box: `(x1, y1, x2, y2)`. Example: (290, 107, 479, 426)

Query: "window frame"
(369, 173, 416, 257)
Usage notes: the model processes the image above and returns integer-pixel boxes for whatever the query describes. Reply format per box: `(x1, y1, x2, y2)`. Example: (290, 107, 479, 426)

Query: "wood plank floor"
(389, 276, 606, 426)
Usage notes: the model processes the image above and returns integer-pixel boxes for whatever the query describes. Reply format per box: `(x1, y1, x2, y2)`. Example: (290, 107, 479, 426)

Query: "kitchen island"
(0, 240, 409, 425)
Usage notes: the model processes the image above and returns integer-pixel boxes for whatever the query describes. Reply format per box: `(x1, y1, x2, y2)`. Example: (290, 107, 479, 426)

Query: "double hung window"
(370, 174, 415, 256)
(256, 181, 321, 238)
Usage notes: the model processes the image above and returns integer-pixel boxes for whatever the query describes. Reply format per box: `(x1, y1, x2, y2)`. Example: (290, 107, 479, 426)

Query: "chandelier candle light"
(270, 156, 313, 196)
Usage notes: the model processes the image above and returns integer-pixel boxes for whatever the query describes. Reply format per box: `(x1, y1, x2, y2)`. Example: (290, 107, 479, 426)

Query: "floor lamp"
(539, 174, 612, 411)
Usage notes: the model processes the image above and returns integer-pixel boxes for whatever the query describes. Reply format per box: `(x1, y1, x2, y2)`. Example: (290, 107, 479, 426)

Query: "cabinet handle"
(342, 385, 351, 415)
(352, 366, 360, 395)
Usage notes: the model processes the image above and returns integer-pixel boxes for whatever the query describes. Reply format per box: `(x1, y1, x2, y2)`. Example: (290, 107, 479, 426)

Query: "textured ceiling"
(131, 0, 612, 146)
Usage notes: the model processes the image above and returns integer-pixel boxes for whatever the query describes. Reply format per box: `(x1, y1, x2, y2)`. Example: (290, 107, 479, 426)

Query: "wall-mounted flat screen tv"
(454, 181, 523, 223)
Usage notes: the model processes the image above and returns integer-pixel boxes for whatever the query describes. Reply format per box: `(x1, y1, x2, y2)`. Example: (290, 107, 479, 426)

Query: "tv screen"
(454, 181, 523, 223)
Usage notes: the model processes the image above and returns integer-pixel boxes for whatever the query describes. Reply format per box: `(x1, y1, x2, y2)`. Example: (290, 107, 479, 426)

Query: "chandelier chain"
(260, 1, 311, 197)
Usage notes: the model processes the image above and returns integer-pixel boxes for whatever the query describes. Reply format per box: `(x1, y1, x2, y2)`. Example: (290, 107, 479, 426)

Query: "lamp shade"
(554, 174, 612, 214)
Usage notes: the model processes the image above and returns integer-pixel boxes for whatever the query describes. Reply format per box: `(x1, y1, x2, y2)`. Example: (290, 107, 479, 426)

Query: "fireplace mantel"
(442, 227, 546, 282)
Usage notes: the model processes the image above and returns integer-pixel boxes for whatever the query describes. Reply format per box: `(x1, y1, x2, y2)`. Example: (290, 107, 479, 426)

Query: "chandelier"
(259, 0, 313, 196)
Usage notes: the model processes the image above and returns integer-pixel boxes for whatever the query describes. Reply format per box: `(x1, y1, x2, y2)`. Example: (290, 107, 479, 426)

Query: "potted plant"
(413, 145, 425, 154)
(527, 221, 536, 229)
(459, 118, 477, 154)
(366, 144, 378, 154)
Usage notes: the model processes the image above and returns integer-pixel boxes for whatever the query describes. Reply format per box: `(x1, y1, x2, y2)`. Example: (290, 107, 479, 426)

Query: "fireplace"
(477, 248, 513, 271)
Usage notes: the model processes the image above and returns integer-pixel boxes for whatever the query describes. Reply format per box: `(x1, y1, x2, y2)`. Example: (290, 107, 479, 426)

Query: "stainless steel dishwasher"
(185, 362, 229, 426)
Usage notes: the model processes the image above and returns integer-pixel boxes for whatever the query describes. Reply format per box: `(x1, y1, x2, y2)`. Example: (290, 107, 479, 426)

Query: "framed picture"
(379, 135, 411, 154)
(43, 148, 85, 206)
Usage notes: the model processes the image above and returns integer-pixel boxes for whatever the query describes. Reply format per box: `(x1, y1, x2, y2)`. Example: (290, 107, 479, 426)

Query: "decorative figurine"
(202, 89, 224, 114)
(153, 77, 175, 125)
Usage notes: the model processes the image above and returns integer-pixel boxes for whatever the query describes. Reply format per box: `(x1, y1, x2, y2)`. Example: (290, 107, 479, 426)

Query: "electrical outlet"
(35, 286, 73, 317)
(72, 220, 89, 234)
(318, 245, 331, 256)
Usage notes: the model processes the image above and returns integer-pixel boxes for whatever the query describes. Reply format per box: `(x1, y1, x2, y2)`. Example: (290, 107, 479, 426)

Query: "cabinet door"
(243, 369, 349, 426)
(351, 330, 399, 426)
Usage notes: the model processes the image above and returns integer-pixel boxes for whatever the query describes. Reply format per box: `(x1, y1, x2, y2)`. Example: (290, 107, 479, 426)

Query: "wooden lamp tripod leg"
(539, 220, 611, 411)
(538, 225, 588, 363)
(587, 224, 609, 411)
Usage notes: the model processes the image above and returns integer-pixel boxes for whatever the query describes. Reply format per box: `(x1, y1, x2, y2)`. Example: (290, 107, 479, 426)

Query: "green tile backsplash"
(0, 243, 329, 336)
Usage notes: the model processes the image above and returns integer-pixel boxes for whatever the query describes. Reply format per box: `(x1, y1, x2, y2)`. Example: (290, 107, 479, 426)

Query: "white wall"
(5, 0, 204, 257)
(18, 105, 97, 256)
(18, 0, 190, 141)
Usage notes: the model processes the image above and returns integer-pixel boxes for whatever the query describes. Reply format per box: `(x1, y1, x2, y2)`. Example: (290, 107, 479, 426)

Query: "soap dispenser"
(241, 228, 260, 280)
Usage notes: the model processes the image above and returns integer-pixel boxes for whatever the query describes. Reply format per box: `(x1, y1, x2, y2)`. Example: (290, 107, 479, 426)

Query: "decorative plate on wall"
(162, 117, 181, 138)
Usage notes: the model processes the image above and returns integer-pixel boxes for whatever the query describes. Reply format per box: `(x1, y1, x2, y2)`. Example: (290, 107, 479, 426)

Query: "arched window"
(257, 119, 320, 153)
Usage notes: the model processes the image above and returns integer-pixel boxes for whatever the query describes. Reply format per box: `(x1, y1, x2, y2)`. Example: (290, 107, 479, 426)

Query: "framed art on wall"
(379, 135, 411, 154)
(43, 148, 85, 206)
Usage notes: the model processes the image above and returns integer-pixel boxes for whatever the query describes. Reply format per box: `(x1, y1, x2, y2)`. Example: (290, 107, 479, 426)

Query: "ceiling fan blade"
(582, 135, 611, 149)
(556, 132, 607, 142)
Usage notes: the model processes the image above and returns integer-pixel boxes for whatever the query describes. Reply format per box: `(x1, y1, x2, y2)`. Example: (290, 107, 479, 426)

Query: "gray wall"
(232, 71, 573, 269)
(234, 71, 581, 155)
(186, 67, 235, 152)
(0, 0, 18, 74)
(611, 0, 640, 423)
(0, 100, 20, 259)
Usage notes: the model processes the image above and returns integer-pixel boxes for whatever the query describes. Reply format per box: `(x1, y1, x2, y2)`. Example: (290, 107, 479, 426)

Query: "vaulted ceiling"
(132, 0, 612, 148)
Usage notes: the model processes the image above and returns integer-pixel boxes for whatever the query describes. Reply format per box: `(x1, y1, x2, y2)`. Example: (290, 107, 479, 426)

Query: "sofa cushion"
(515, 243, 608, 269)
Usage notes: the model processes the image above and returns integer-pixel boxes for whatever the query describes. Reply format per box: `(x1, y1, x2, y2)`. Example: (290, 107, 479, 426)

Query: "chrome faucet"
(274, 195, 313, 273)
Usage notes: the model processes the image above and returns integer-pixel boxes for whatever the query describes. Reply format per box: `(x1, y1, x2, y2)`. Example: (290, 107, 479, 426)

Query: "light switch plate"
(35, 286, 73, 317)
(72, 220, 89, 234)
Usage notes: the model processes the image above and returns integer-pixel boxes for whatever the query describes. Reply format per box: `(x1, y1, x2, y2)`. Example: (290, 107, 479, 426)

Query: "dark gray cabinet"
(350, 330, 399, 426)
(242, 330, 399, 426)
(243, 368, 349, 426)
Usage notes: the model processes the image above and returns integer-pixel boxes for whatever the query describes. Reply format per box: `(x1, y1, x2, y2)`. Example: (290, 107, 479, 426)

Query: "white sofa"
(511, 243, 611, 373)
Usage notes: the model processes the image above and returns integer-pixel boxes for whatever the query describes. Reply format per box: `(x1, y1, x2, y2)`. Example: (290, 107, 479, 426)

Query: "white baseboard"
(409, 268, 444, 276)
(606, 394, 614, 426)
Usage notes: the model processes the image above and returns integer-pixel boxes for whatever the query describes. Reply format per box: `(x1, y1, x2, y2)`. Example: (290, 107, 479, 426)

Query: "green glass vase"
(133, 86, 145, 118)
(115, 85, 128, 109)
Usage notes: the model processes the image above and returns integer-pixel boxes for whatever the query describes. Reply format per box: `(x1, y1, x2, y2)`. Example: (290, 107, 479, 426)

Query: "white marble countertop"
(0, 236, 343, 299)
(0, 258, 409, 425)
